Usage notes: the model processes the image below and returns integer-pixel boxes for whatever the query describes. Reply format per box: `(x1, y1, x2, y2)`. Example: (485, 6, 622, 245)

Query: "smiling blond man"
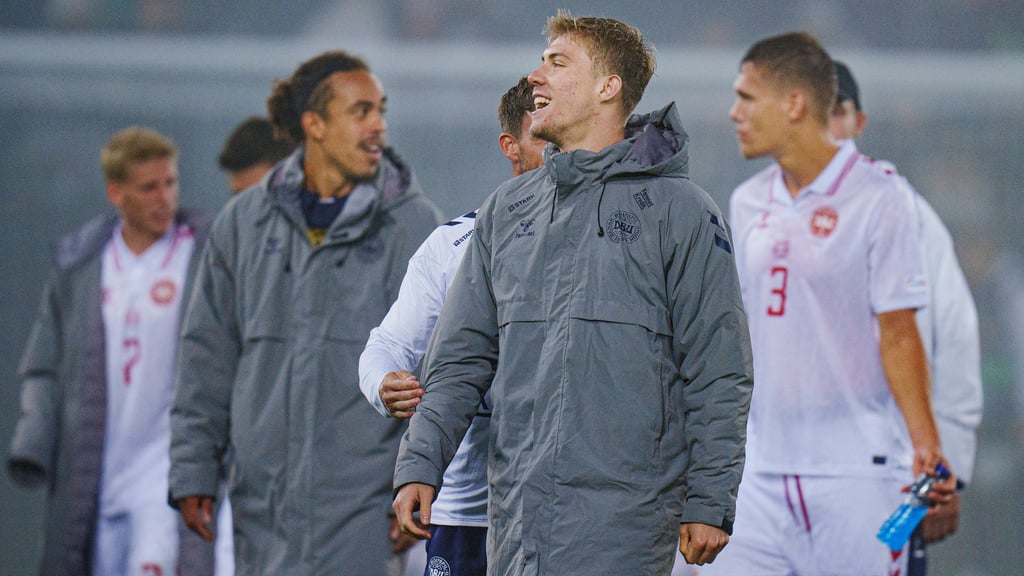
(393, 11, 752, 574)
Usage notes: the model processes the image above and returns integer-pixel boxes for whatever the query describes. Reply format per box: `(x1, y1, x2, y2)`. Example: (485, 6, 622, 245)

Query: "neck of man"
(776, 128, 840, 198)
(557, 116, 626, 155)
(120, 222, 165, 255)
(303, 146, 356, 200)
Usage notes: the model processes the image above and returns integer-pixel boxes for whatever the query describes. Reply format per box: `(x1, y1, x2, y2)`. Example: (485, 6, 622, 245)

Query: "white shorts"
(215, 495, 235, 576)
(699, 471, 909, 576)
(92, 500, 180, 576)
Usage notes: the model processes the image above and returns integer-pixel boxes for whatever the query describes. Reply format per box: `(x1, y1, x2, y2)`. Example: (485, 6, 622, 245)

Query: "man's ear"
(498, 133, 519, 162)
(854, 110, 868, 138)
(301, 110, 326, 142)
(105, 180, 122, 209)
(785, 90, 809, 122)
(598, 75, 622, 104)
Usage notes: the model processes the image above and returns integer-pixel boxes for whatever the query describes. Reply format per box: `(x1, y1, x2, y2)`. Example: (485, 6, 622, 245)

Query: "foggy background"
(2, 1, 1023, 574)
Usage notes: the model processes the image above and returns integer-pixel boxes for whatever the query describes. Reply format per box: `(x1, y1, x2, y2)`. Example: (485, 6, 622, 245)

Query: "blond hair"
(100, 126, 177, 182)
(544, 10, 656, 117)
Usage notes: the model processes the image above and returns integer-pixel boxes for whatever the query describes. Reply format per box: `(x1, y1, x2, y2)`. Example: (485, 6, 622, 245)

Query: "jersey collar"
(772, 139, 860, 204)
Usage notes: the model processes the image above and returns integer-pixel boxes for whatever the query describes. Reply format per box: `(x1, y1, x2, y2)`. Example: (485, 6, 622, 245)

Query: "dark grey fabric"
(170, 147, 443, 575)
(396, 102, 754, 575)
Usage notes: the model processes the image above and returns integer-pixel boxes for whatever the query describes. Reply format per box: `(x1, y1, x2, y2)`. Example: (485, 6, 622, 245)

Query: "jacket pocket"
(496, 299, 546, 327)
(569, 298, 671, 337)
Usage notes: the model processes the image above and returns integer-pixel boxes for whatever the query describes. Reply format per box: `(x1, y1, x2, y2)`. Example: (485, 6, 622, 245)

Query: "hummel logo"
(514, 218, 537, 239)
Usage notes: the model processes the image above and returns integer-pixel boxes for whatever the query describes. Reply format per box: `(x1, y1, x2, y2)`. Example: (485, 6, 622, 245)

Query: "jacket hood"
(56, 208, 209, 271)
(544, 101, 690, 185)
(263, 145, 424, 241)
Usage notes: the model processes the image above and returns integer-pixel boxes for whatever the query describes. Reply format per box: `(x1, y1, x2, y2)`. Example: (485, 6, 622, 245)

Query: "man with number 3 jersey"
(701, 33, 957, 576)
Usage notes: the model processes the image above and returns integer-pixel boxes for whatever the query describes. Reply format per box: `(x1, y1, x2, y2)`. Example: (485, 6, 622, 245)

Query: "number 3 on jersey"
(767, 266, 788, 317)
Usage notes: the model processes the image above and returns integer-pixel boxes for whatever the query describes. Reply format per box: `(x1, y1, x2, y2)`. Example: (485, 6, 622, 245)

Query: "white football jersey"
(730, 141, 928, 477)
(100, 223, 194, 513)
(850, 142, 983, 483)
(359, 211, 488, 526)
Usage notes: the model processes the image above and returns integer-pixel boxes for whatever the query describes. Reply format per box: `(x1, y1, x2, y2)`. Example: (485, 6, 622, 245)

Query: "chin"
(738, 145, 763, 160)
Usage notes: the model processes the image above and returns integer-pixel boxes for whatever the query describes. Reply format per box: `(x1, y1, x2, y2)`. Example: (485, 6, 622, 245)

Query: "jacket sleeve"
(393, 208, 498, 492)
(169, 226, 239, 501)
(667, 193, 754, 534)
(8, 270, 63, 487)
(914, 195, 982, 483)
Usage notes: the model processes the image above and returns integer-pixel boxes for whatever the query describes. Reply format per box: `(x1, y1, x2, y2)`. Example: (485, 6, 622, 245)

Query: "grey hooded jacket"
(8, 209, 214, 576)
(395, 103, 753, 575)
(169, 147, 442, 575)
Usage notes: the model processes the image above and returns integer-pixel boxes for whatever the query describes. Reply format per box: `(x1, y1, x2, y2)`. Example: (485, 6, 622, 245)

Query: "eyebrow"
(350, 95, 387, 109)
(541, 50, 569, 63)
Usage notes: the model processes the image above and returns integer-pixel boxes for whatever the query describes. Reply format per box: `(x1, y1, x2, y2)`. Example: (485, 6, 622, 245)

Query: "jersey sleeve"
(868, 180, 929, 314)
(359, 244, 449, 417)
(394, 208, 499, 492)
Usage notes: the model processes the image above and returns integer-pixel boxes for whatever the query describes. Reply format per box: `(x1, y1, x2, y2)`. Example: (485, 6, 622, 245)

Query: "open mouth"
(533, 96, 551, 110)
(360, 142, 384, 158)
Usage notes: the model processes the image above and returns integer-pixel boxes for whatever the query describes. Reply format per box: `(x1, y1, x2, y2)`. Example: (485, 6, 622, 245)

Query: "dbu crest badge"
(605, 211, 641, 243)
(427, 556, 451, 576)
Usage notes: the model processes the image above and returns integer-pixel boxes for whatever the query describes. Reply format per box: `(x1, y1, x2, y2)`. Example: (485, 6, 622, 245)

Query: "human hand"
(390, 515, 421, 553)
(678, 523, 729, 565)
(922, 490, 961, 542)
(380, 371, 423, 418)
(913, 456, 956, 508)
(178, 495, 215, 541)
(392, 483, 435, 539)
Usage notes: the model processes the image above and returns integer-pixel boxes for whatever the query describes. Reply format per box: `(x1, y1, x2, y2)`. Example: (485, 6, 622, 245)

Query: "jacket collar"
(263, 145, 422, 245)
(56, 208, 209, 271)
(543, 101, 690, 187)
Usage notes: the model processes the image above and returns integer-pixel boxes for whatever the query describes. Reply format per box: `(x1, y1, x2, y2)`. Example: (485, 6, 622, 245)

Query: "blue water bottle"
(876, 462, 951, 551)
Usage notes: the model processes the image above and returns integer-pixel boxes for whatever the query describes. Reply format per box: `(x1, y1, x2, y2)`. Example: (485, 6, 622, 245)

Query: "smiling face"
(729, 62, 791, 160)
(106, 156, 179, 252)
(304, 70, 387, 189)
(527, 34, 606, 152)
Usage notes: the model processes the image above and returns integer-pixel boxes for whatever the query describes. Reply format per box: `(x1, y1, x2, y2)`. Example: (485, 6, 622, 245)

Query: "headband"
(291, 62, 363, 115)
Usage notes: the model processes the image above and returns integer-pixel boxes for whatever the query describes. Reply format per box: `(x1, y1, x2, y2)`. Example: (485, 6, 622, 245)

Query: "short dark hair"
(218, 116, 294, 172)
(498, 77, 534, 138)
(834, 61, 862, 111)
(544, 10, 655, 117)
(267, 50, 370, 143)
(742, 32, 835, 126)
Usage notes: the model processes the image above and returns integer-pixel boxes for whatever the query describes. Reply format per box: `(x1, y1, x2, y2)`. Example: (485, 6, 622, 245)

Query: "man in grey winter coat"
(9, 126, 216, 576)
(394, 12, 753, 575)
(168, 51, 442, 574)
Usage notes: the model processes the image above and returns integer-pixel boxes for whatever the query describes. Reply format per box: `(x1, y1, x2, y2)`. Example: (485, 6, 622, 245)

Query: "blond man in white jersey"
(8, 127, 225, 576)
(701, 33, 957, 576)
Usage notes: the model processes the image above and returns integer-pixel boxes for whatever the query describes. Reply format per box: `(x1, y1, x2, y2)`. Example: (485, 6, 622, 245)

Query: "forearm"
(879, 309, 943, 469)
